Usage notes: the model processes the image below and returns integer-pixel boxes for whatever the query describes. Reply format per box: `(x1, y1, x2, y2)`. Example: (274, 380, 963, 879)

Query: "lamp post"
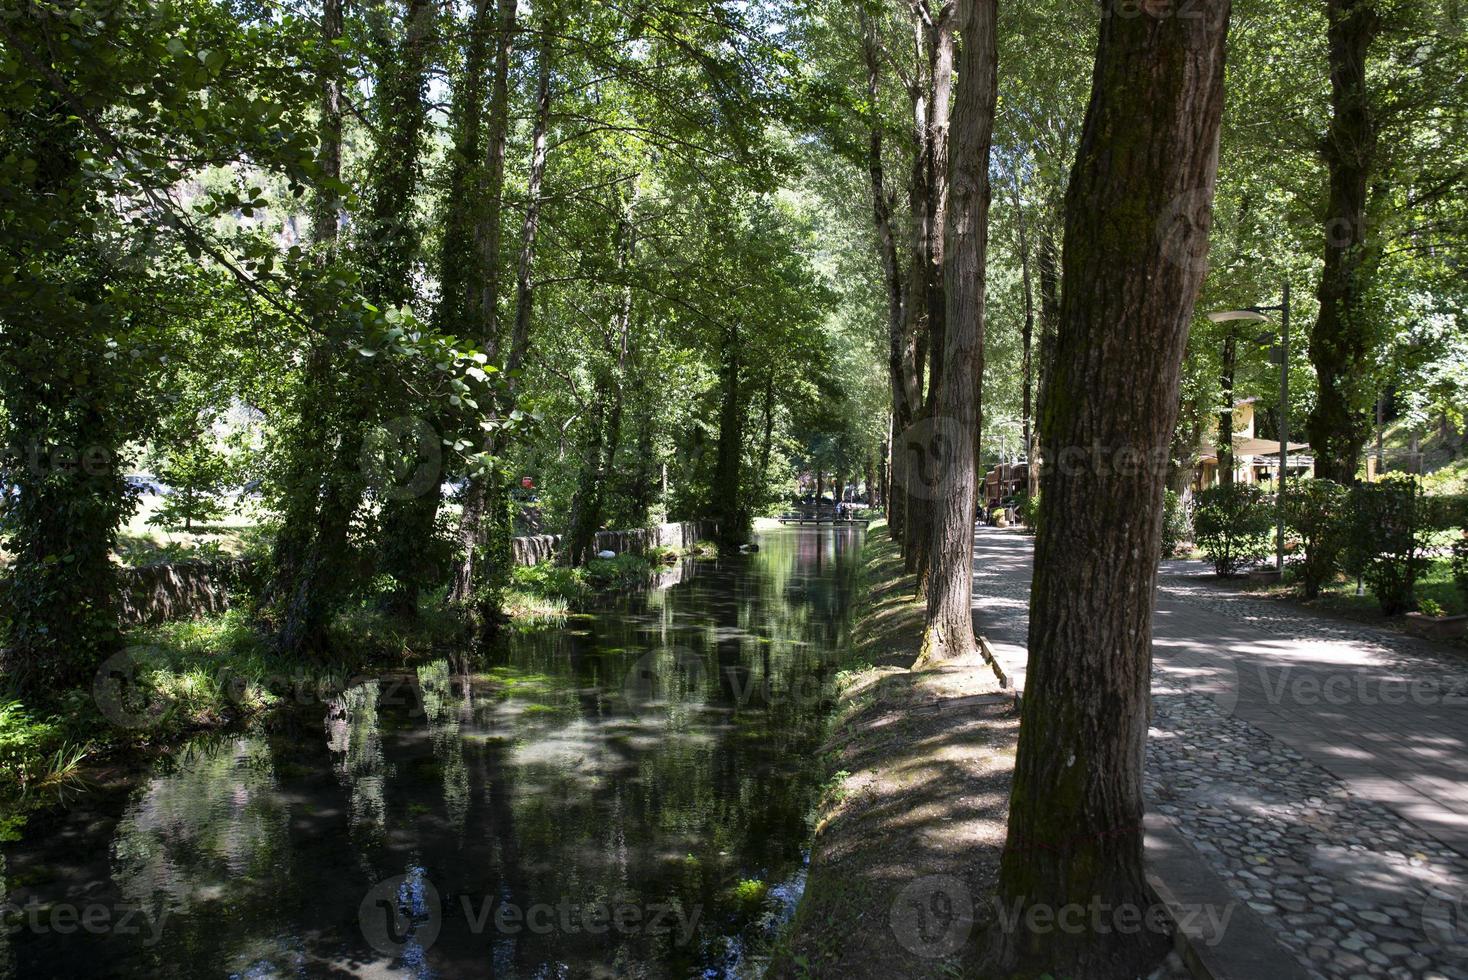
(1208, 281, 1291, 571)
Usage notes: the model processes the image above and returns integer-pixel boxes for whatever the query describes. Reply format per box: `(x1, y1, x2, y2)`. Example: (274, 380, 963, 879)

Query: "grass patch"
(507, 546, 711, 628)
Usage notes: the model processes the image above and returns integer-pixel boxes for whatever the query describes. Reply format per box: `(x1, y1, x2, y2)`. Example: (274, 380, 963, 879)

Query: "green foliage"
(1161, 489, 1190, 559)
(1282, 479, 1350, 599)
(117, 538, 228, 568)
(1452, 534, 1468, 607)
(1348, 476, 1431, 616)
(0, 700, 65, 790)
(147, 440, 235, 531)
(511, 563, 591, 606)
(1422, 494, 1468, 533)
(1016, 490, 1041, 535)
(1417, 597, 1445, 618)
(584, 554, 654, 589)
(1193, 483, 1274, 577)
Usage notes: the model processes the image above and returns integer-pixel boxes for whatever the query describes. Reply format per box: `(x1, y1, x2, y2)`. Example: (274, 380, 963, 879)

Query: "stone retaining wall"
(118, 559, 254, 627)
(511, 520, 715, 567)
(111, 520, 717, 623)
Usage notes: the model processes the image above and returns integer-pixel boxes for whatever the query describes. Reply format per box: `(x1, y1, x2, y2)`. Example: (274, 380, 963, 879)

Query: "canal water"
(1, 527, 863, 979)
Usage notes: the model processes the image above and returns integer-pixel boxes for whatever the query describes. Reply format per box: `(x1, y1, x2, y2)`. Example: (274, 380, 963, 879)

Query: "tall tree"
(917, 0, 997, 666)
(1306, 0, 1382, 482)
(990, 2, 1233, 976)
(449, 0, 519, 609)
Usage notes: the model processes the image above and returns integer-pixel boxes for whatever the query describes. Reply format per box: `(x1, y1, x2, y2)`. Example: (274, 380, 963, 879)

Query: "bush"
(1193, 483, 1273, 576)
(1282, 478, 1349, 599)
(1348, 476, 1431, 616)
(1452, 533, 1468, 607)
(585, 553, 652, 588)
(1161, 489, 1191, 559)
(511, 563, 590, 605)
(0, 700, 63, 789)
(1422, 494, 1468, 533)
(1016, 490, 1041, 535)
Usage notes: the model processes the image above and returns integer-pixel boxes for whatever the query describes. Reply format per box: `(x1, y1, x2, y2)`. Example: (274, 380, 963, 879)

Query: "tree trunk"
(1035, 219, 1061, 418)
(918, 0, 997, 668)
(366, 0, 441, 617)
(564, 181, 638, 564)
(449, 0, 519, 606)
(989, 4, 1232, 975)
(710, 320, 745, 546)
(759, 377, 775, 495)
(860, 13, 912, 546)
(911, 9, 956, 598)
(1013, 167, 1038, 498)
(269, 0, 353, 656)
(1218, 330, 1237, 487)
(1306, 0, 1381, 483)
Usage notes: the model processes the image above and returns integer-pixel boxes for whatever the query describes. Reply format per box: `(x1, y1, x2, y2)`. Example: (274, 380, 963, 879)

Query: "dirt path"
(769, 522, 1013, 978)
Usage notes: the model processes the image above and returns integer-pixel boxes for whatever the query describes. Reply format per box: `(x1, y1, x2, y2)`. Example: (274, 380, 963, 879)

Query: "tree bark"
(564, 181, 638, 564)
(860, 12, 913, 545)
(989, 3, 1232, 975)
(918, 0, 997, 668)
(709, 318, 745, 546)
(911, 7, 956, 597)
(1013, 167, 1039, 499)
(269, 0, 353, 656)
(366, 0, 441, 617)
(1306, 0, 1381, 483)
(1217, 330, 1237, 487)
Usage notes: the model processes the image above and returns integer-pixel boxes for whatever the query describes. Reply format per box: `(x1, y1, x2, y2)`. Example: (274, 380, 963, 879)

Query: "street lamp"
(1207, 281, 1291, 572)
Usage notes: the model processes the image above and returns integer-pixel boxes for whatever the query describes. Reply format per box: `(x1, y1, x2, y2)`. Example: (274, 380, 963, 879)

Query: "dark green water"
(0, 527, 863, 979)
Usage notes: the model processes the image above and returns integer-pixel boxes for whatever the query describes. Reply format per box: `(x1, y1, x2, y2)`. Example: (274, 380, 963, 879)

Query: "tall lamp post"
(1208, 281, 1291, 571)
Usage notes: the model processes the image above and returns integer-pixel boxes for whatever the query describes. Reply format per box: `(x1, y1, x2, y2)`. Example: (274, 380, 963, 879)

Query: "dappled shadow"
(970, 526, 1468, 978)
(771, 662, 1020, 980)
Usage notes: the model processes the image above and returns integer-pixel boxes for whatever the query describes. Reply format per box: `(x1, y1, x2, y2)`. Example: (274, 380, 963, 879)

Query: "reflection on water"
(1, 528, 862, 979)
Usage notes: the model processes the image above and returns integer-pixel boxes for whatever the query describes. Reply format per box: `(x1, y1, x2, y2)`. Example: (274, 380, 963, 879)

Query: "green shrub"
(585, 553, 652, 588)
(646, 546, 678, 566)
(510, 563, 590, 604)
(0, 701, 55, 783)
(1193, 483, 1273, 576)
(1422, 494, 1468, 533)
(1161, 489, 1190, 559)
(1282, 478, 1349, 599)
(1348, 476, 1431, 616)
(1417, 597, 1445, 618)
(1016, 491, 1041, 535)
(0, 700, 81, 794)
(1452, 533, 1468, 607)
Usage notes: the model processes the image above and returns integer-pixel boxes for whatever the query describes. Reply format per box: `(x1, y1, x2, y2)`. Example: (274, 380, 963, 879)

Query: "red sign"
(521, 476, 535, 489)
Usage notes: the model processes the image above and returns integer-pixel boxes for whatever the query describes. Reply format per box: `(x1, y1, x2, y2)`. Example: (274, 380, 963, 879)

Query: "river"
(1, 526, 864, 979)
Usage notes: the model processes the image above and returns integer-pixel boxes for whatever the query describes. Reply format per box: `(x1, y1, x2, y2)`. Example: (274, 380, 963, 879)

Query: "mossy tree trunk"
(988, 3, 1232, 976)
(269, 0, 355, 657)
(449, 0, 519, 606)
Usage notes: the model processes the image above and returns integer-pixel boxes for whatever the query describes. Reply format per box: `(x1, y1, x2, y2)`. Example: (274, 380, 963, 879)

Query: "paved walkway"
(971, 527, 1468, 980)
